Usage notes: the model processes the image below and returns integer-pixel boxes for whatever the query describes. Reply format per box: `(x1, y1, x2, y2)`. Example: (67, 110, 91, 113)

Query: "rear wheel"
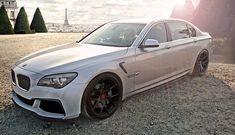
(192, 50, 209, 76)
(81, 73, 122, 119)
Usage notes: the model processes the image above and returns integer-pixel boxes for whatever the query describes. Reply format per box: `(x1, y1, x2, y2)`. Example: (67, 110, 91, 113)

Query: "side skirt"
(125, 69, 191, 98)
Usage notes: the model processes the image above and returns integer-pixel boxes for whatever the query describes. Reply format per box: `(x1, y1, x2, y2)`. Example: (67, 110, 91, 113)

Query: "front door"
(134, 23, 172, 90)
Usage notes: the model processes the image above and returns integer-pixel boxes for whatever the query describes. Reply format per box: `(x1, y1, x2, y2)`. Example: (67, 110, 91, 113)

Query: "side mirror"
(142, 39, 160, 48)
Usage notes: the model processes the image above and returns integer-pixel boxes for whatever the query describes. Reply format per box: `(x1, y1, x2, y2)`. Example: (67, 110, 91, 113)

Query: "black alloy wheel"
(82, 73, 122, 119)
(193, 50, 209, 76)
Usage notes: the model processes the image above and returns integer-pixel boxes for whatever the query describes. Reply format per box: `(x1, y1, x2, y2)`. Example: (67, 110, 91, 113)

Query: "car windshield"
(81, 23, 146, 47)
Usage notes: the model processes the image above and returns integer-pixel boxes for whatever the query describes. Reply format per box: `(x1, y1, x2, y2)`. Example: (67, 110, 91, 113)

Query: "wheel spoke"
(104, 80, 111, 91)
(91, 98, 99, 107)
(88, 77, 120, 116)
(199, 62, 204, 72)
(106, 101, 115, 113)
(202, 63, 208, 67)
(99, 106, 103, 113)
(110, 93, 119, 99)
(110, 84, 117, 90)
(202, 58, 208, 63)
(99, 102, 107, 113)
(105, 98, 110, 105)
(200, 52, 207, 60)
(202, 60, 208, 64)
(202, 55, 208, 60)
(200, 53, 204, 59)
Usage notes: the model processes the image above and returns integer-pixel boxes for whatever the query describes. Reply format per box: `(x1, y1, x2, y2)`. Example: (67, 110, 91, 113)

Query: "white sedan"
(11, 18, 212, 120)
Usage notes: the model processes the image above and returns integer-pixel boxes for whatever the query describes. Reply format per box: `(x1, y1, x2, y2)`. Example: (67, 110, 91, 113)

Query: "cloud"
(17, 0, 176, 24)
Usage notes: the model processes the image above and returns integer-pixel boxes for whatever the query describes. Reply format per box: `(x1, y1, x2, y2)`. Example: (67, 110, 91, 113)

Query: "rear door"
(186, 24, 202, 66)
(165, 21, 194, 73)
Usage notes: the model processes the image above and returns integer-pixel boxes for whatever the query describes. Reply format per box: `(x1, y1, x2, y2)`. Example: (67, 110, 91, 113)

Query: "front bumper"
(11, 66, 87, 120)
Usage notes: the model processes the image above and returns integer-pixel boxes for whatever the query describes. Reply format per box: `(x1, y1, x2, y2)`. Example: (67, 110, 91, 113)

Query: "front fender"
(71, 61, 133, 100)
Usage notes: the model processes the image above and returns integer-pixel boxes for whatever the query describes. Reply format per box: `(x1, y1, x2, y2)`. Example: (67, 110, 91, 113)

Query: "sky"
(17, 0, 200, 24)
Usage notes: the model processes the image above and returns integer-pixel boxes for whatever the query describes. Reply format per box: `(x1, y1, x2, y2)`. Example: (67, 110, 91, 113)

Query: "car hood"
(16, 43, 128, 74)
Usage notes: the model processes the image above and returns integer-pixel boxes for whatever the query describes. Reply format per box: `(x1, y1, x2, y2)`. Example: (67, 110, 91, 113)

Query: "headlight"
(37, 73, 78, 89)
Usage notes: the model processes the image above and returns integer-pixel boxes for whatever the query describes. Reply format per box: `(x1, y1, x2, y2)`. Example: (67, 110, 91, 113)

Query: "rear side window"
(167, 22, 190, 41)
(144, 23, 167, 43)
(187, 24, 197, 37)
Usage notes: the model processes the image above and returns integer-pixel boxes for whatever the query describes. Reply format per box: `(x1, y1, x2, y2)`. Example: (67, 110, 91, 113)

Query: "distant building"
(0, 0, 18, 26)
(46, 23, 62, 33)
(46, 8, 102, 33)
(46, 23, 101, 33)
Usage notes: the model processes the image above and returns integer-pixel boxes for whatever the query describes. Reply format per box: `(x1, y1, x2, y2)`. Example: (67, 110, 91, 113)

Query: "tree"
(192, 0, 232, 37)
(171, 3, 184, 19)
(14, 7, 31, 34)
(0, 5, 14, 34)
(192, 0, 235, 63)
(183, 0, 195, 21)
(30, 7, 47, 33)
(171, 0, 195, 21)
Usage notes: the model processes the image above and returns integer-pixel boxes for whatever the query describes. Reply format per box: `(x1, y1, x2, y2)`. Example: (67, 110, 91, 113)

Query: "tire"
(81, 73, 122, 119)
(192, 50, 209, 76)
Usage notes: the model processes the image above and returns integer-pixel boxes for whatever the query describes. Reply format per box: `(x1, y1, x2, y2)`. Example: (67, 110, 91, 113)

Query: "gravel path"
(0, 33, 234, 135)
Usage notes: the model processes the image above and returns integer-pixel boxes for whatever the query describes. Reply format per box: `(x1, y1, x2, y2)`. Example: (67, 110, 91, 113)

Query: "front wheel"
(192, 50, 209, 76)
(81, 73, 122, 119)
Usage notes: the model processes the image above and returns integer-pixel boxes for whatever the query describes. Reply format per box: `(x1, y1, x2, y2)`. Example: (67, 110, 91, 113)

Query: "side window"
(167, 22, 190, 40)
(144, 23, 167, 43)
(187, 24, 196, 37)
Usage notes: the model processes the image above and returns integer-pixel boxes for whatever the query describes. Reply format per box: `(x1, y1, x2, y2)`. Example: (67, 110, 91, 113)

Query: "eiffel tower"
(63, 8, 69, 26)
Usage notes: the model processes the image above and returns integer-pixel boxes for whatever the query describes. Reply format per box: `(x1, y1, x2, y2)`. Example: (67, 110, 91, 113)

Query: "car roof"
(110, 18, 187, 24)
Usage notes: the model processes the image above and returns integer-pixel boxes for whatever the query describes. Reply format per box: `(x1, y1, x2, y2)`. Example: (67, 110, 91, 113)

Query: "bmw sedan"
(11, 19, 212, 120)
